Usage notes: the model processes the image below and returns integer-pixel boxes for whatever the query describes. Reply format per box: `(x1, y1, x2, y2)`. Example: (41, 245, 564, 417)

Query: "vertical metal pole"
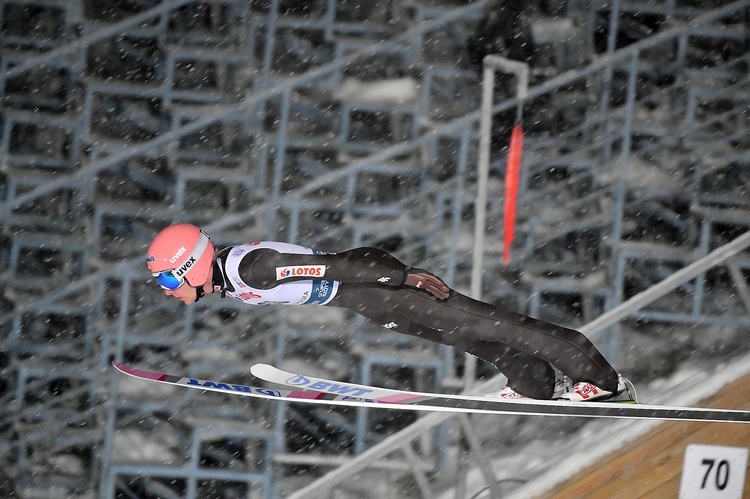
(598, 0, 621, 136)
(606, 0, 621, 55)
(583, 0, 596, 57)
(259, 0, 279, 88)
(468, 61, 496, 386)
(605, 50, 638, 362)
(666, 0, 677, 19)
(443, 128, 471, 378)
(267, 89, 291, 238)
(446, 130, 469, 287)
(260, 0, 286, 238)
(610, 51, 638, 278)
(354, 358, 373, 454)
(187, 431, 200, 499)
(99, 274, 131, 494)
(324, 0, 336, 39)
(470, 55, 528, 386)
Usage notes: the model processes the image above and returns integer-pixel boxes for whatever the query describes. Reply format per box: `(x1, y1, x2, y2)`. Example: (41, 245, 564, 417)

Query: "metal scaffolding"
(0, 0, 748, 497)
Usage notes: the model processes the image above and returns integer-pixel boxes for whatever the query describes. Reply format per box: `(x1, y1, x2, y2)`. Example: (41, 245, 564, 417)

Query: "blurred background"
(0, 0, 748, 497)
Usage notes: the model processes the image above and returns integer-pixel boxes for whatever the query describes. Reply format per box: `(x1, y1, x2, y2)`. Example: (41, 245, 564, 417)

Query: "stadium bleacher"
(1, 0, 748, 497)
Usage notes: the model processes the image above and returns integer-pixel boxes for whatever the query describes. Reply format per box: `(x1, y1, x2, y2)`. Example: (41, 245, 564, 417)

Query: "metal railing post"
(469, 54, 529, 385)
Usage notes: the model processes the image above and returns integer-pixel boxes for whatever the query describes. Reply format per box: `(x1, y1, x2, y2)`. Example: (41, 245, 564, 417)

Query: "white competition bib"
(222, 242, 338, 305)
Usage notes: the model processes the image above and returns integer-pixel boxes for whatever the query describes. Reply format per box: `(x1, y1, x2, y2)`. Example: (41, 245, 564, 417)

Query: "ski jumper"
(212, 242, 620, 399)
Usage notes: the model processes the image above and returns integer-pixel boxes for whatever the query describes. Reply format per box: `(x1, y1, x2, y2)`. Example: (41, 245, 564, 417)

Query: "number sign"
(679, 444, 748, 498)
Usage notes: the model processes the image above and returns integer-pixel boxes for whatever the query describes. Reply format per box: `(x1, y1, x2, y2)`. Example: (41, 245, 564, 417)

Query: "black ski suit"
(212, 245, 620, 399)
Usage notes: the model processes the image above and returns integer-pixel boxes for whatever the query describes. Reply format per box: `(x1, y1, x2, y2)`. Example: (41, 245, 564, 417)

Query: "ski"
(113, 362, 422, 409)
(114, 362, 750, 423)
(250, 363, 750, 424)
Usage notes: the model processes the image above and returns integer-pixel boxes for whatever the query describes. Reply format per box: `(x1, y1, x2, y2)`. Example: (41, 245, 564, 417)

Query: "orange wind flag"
(503, 124, 523, 265)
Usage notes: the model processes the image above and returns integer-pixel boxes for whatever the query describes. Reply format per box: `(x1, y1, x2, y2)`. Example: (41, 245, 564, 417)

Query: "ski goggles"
(152, 231, 210, 290)
(152, 269, 186, 291)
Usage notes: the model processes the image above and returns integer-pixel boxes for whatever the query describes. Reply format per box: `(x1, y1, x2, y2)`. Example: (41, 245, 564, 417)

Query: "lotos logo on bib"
(276, 265, 326, 280)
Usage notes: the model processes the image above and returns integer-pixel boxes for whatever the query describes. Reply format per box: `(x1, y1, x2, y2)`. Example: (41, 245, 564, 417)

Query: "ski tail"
(621, 377, 639, 403)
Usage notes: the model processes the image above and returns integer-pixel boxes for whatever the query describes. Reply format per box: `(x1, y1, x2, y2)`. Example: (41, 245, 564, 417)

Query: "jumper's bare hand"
(404, 269, 450, 300)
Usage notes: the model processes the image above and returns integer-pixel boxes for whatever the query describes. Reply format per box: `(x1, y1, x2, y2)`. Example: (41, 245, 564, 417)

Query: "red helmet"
(147, 224, 215, 289)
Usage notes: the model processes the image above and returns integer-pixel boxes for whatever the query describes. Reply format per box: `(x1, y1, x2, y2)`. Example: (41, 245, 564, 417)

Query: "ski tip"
(112, 362, 140, 377)
(112, 362, 169, 382)
(250, 363, 274, 377)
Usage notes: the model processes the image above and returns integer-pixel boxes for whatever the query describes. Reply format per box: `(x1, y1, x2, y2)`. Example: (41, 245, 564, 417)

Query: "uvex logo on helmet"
(170, 247, 188, 264)
(173, 256, 197, 278)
